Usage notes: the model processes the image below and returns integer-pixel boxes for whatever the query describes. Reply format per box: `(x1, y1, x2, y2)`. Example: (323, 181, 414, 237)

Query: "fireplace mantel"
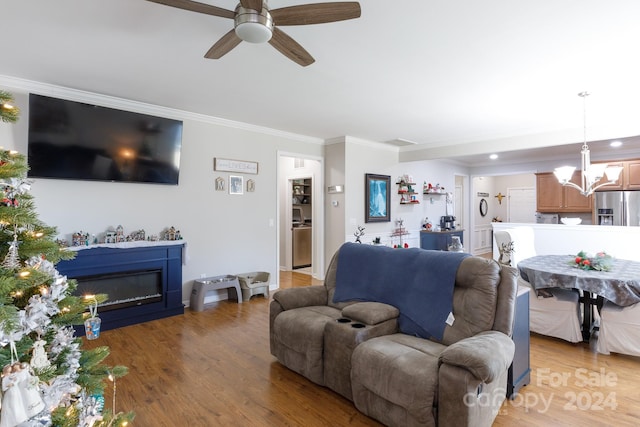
(57, 242, 185, 333)
(66, 239, 186, 252)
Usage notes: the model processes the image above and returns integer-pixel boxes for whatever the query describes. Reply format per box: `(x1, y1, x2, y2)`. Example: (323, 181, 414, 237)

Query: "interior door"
(507, 187, 536, 223)
(454, 183, 463, 229)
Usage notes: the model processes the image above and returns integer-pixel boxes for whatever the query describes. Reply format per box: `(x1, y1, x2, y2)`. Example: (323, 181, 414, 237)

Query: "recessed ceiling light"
(489, 154, 499, 160)
(610, 141, 623, 148)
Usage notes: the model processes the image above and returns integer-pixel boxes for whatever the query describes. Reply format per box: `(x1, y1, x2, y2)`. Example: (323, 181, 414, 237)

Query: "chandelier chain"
(579, 91, 589, 150)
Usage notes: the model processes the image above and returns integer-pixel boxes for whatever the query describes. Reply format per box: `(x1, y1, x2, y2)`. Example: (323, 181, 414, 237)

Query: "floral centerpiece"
(571, 250, 613, 271)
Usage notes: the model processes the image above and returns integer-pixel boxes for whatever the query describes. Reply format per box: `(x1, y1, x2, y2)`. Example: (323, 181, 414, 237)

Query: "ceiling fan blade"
(269, 28, 315, 67)
(205, 29, 242, 59)
(239, 0, 263, 11)
(145, 0, 235, 19)
(271, 2, 361, 26)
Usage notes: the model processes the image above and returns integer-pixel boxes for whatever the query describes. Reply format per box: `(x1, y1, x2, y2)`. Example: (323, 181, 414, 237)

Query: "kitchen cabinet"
(292, 178, 312, 269)
(292, 226, 312, 268)
(292, 178, 312, 223)
(536, 172, 592, 213)
(594, 159, 640, 191)
(292, 178, 312, 206)
(627, 160, 640, 189)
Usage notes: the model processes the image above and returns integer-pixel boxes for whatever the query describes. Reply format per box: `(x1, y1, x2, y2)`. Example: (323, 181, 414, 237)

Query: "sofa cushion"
(271, 305, 342, 384)
(273, 306, 342, 353)
(440, 257, 501, 346)
(342, 302, 399, 325)
(351, 334, 447, 427)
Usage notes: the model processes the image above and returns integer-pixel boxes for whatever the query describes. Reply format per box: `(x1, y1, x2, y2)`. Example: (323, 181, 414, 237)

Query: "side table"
(508, 285, 531, 398)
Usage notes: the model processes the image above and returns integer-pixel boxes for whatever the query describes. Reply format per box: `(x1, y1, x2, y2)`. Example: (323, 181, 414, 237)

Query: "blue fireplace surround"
(56, 243, 185, 333)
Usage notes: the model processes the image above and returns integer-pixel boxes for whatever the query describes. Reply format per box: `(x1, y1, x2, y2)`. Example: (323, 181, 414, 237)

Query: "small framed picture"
(247, 179, 255, 192)
(229, 175, 244, 195)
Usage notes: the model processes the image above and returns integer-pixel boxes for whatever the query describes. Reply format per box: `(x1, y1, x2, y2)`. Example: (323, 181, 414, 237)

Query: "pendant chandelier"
(553, 92, 623, 197)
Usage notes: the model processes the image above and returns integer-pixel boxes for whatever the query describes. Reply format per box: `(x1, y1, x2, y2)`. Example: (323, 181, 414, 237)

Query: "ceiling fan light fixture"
(234, 6, 273, 43)
(235, 22, 272, 43)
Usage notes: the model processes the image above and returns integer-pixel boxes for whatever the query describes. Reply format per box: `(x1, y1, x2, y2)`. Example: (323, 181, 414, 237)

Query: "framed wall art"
(229, 175, 244, 195)
(365, 173, 391, 223)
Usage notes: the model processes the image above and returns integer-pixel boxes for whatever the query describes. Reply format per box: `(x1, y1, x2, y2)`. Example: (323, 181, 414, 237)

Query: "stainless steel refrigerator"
(594, 191, 640, 226)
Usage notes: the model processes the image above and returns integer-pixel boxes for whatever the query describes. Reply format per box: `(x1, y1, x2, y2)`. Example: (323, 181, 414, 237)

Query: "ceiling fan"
(145, 0, 361, 66)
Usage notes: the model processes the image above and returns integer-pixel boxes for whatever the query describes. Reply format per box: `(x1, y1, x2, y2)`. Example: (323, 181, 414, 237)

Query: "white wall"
(328, 138, 472, 252)
(339, 140, 460, 249)
(2, 82, 323, 305)
(324, 141, 346, 264)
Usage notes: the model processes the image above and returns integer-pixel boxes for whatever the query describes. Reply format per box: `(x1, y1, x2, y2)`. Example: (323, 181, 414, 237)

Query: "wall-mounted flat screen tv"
(27, 93, 183, 185)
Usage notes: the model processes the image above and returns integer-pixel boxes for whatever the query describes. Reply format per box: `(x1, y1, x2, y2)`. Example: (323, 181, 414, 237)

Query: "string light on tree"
(0, 91, 134, 426)
(0, 91, 20, 123)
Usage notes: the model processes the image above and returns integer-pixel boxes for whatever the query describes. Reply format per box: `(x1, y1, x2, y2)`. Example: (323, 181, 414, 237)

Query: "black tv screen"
(27, 94, 183, 185)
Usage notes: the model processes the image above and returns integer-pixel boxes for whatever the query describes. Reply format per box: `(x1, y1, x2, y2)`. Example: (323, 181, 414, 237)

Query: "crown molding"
(0, 74, 324, 145)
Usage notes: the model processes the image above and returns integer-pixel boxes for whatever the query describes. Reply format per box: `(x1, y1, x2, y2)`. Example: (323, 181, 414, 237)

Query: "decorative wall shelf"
(397, 181, 420, 204)
(424, 190, 445, 204)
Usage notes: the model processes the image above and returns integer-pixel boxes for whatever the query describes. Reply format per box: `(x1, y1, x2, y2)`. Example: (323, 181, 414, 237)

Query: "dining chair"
(494, 227, 583, 343)
(597, 300, 640, 356)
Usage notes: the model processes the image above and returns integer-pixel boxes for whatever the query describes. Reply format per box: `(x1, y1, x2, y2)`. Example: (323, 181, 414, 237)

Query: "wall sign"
(477, 192, 489, 197)
(214, 158, 258, 174)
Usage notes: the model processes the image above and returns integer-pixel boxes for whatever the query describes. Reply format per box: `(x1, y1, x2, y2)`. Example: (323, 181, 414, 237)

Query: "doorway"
(291, 176, 312, 271)
(277, 153, 324, 281)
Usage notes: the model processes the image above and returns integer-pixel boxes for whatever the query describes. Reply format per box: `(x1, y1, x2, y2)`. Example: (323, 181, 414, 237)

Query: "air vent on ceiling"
(385, 138, 419, 147)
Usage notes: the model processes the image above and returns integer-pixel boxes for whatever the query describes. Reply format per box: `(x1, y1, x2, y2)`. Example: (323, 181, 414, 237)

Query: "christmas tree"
(0, 90, 134, 426)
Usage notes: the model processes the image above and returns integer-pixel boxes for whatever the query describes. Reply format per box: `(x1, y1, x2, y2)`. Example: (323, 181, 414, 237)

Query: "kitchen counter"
(492, 222, 640, 262)
(420, 229, 464, 251)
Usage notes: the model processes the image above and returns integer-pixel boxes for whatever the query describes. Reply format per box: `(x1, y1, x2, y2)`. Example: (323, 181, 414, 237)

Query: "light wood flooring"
(84, 271, 640, 426)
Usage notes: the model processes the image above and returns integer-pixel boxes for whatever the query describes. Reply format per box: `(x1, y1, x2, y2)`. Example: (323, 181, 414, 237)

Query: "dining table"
(517, 254, 640, 341)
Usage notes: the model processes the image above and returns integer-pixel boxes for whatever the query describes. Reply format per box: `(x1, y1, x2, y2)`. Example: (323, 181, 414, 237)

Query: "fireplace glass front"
(73, 269, 163, 312)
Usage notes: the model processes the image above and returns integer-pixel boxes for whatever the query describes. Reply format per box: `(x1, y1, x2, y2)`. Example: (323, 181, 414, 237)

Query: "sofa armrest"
(272, 285, 328, 310)
(342, 302, 399, 325)
(439, 331, 514, 383)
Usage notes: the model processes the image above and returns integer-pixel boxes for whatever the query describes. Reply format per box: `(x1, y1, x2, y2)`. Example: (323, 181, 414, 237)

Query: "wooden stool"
(190, 275, 242, 311)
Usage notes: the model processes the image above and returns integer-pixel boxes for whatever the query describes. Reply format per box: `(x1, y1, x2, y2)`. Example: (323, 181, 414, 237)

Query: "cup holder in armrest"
(336, 318, 352, 323)
(351, 323, 366, 328)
